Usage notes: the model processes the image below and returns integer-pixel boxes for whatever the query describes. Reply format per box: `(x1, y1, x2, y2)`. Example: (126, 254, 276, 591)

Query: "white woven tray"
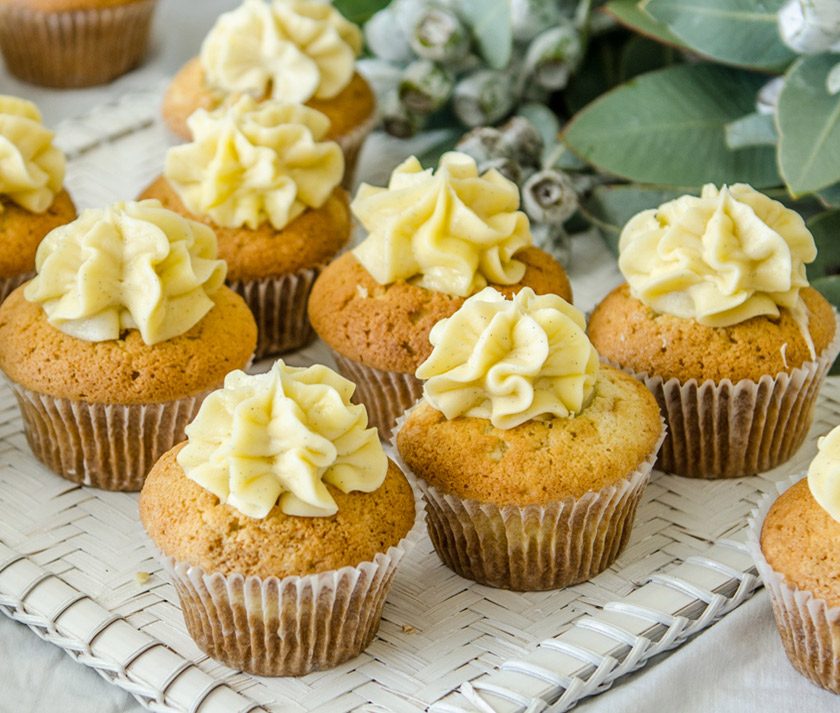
(0, 87, 835, 713)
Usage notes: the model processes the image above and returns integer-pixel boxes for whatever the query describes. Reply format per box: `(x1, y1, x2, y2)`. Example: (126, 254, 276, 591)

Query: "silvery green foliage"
(511, 0, 563, 42)
(778, 0, 840, 54)
(453, 69, 517, 126)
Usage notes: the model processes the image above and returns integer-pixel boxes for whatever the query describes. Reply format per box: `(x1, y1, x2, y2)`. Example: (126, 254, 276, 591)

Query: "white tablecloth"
(0, 2, 836, 711)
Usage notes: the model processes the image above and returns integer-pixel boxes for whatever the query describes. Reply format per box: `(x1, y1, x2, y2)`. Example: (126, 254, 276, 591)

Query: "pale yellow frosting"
(619, 184, 816, 328)
(24, 200, 227, 346)
(200, 0, 362, 104)
(808, 425, 840, 523)
(0, 95, 64, 214)
(416, 287, 599, 429)
(352, 152, 533, 298)
(177, 361, 387, 519)
(165, 96, 343, 230)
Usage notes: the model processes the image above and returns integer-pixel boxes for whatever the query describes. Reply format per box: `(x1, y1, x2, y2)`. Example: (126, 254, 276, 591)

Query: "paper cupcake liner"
(159, 472, 425, 676)
(390, 403, 667, 591)
(747, 476, 840, 694)
(229, 267, 319, 361)
(0, 0, 157, 88)
(608, 315, 840, 479)
(335, 110, 377, 190)
(331, 352, 423, 442)
(0, 271, 34, 306)
(8, 382, 209, 492)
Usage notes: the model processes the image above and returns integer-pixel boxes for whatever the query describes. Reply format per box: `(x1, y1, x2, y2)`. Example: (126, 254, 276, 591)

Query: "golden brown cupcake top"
(0, 284, 256, 403)
(308, 247, 572, 374)
(761, 477, 840, 607)
(589, 284, 835, 383)
(397, 366, 661, 506)
(140, 444, 415, 578)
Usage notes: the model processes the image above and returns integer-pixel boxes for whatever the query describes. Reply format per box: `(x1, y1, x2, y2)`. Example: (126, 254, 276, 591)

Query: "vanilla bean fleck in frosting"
(416, 287, 599, 429)
(177, 361, 387, 518)
(352, 152, 533, 297)
(807, 425, 840, 523)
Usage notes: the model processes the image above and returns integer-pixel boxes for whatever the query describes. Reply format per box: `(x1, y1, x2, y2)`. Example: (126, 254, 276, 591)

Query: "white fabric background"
(0, 1, 836, 711)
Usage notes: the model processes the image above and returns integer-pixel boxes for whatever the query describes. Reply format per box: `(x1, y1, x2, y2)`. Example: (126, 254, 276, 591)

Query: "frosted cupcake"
(162, 0, 375, 184)
(0, 200, 257, 490)
(396, 287, 664, 591)
(308, 151, 572, 439)
(750, 425, 840, 693)
(140, 96, 347, 359)
(589, 184, 839, 478)
(0, 96, 75, 304)
(140, 361, 418, 675)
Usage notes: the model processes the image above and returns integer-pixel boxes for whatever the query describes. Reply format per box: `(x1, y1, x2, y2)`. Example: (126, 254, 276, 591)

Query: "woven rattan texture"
(0, 88, 836, 713)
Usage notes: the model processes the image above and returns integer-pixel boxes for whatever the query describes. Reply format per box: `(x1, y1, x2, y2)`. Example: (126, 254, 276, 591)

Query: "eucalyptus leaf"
(457, 0, 512, 70)
(619, 35, 679, 81)
(806, 210, 840, 281)
(818, 182, 840, 208)
(563, 63, 781, 188)
(777, 54, 840, 196)
(724, 112, 777, 149)
(517, 102, 562, 148)
(644, 0, 794, 70)
(603, 0, 685, 47)
(333, 0, 390, 25)
(828, 61, 840, 95)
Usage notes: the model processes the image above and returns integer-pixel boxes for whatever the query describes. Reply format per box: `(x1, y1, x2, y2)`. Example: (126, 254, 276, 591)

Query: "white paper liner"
(607, 313, 840, 479)
(747, 475, 840, 693)
(335, 109, 377, 190)
(331, 352, 423, 442)
(158, 466, 426, 676)
(0, 1, 156, 88)
(390, 401, 667, 591)
(0, 271, 34, 305)
(229, 266, 319, 360)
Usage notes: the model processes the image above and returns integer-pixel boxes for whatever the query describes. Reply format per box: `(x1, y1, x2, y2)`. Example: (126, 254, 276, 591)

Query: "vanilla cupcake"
(162, 0, 375, 184)
(749, 425, 840, 693)
(140, 96, 348, 359)
(140, 361, 418, 675)
(0, 200, 257, 490)
(308, 152, 572, 439)
(589, 184, 840, 478)
(0, 95, 75, 304)
(395, 287, 664, 591)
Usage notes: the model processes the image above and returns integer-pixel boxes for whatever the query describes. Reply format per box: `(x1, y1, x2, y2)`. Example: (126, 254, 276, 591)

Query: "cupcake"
(0, 200, 257, 491)
(0, 96, 76, 304)
(162, 0, 375, 184)
(750, 425, 840, 693)
(140, 360, 418, 676)
(395, 287, 664, 591)
(308, 151, 573, 439)
(140, 96, 348, 359)
(588, 184, 840, 479)
(0, 0, 157, 88)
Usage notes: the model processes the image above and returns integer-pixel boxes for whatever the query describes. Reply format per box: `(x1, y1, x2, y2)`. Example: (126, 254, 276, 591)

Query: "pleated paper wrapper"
(391, 402, 667, 591)
(0, 272, 33, 306)
(748, 476, 840, 694)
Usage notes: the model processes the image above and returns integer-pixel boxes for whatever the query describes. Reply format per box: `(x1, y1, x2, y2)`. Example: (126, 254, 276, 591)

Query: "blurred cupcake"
(308, 151, 572, 440)
(0, 0, 157, 88)
(162, 0, 375, 184)
(0, 96, 75, 304)
(589, 184, 840, 478)
(0, 200, 257, 491)
(140, 96, 348, 359)
(140, 360, 418, 676)
(750, 425, 840, 693)
(396, 287, 664, 591)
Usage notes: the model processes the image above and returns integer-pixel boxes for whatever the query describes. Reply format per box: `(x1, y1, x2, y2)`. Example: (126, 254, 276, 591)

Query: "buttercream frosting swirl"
(416, 287, 599, 429)
(24, 200, 227, 345)
(352, 152, 533, 297)
(808, 425, 840, 523)
(165, 96, 343, 230)
(177, 361, 388, 518)
(619, 184, 816, 328)
(0, 95, 64, 214)
(200, 0, 362, 104)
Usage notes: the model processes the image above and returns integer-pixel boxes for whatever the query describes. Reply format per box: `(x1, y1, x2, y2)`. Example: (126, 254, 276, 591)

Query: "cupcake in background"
(750, 425, 840, 693)
(0, 95, 75, 303)
(0, 0, 158, 88)
(588, 184, 840, 478)
(163, 0, 375, 184)
(0, 200, 257, 491)
(140, 360, 418, 676)
(308, 151, 572, 440)
(140, 96, 347, 359)
(396, 287, 664, 591)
